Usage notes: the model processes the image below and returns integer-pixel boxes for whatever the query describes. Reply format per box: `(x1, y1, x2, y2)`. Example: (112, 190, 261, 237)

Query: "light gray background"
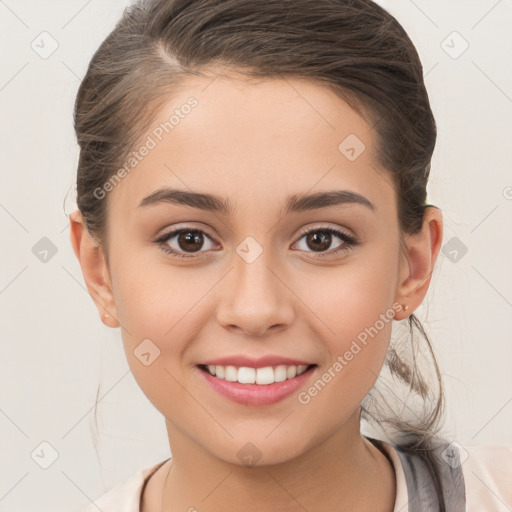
(1, 1, 511, 510)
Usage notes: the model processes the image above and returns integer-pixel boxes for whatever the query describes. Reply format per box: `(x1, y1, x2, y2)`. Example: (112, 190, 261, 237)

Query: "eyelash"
(155, 226, 358, 260)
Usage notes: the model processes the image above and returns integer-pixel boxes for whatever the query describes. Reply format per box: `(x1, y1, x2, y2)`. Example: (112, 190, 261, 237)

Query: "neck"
(160, 411, 396, 512)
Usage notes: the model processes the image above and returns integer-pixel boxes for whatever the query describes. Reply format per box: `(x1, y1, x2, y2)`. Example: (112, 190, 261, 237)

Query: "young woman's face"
(104, 72, 407, 465)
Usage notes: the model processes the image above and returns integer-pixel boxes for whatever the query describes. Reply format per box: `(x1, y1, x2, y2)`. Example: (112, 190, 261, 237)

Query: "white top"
(80, 440, 512, 512)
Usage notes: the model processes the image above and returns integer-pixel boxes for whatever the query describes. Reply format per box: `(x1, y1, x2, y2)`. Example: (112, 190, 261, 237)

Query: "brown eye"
(156, 228, 216, 258)
(176, 231, 204, 252)
(294, 227, 357, 258)
(305, 231, 332, 252)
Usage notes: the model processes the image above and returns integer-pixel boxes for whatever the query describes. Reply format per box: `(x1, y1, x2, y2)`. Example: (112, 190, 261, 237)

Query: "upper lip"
(199, 355, 315, 368)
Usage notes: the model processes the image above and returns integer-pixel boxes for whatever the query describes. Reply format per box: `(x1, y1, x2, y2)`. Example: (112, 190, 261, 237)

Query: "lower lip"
(197, 365, 317, 406)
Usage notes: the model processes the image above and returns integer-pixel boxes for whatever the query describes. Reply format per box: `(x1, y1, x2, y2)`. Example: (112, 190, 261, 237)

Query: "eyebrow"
(137, 187, 375, 215)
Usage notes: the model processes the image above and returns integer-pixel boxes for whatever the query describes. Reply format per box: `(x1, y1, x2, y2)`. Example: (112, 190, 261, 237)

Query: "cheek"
(110, 256, 200, 401)
(297, 296, 394, 427)
(300, 252, 397, 401)
(314, 255, 397, 343)
(110, 249, 236, 410)
(112, 252, 204, 347)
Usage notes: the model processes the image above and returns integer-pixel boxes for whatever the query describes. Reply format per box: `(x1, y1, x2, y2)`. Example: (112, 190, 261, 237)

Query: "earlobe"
(394, 206, 443, 320)
(69, 210, 119, 328)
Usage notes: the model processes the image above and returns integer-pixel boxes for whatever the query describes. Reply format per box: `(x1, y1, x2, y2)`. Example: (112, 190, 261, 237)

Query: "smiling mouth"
(197, 363, 317, 385)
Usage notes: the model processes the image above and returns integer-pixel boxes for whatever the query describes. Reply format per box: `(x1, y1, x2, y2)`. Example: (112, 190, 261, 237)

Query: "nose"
(215, 251, 295, 337)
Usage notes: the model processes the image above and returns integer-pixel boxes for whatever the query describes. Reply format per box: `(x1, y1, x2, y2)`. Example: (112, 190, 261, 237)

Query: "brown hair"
(74, 0, 446, 504)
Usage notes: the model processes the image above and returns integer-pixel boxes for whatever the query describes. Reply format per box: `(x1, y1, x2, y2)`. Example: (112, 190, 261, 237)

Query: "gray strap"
(395, 440, 466, 512)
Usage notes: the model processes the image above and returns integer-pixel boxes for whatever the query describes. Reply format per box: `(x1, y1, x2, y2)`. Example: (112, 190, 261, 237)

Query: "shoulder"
(79, 458, 170, 512)
(461, 443, 512, 511)
(376, 435, 512, 511)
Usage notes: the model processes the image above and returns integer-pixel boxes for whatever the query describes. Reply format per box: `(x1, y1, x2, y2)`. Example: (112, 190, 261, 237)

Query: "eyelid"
(155, 223, 358, 259)
(292, 225, 358, 258)
(294, 222, 356, 241)
(155, 222, 216, 243)
(154, 224, 218, 258)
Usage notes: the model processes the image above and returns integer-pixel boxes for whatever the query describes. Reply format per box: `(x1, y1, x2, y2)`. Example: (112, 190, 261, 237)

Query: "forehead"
(108, 72, 396, 219)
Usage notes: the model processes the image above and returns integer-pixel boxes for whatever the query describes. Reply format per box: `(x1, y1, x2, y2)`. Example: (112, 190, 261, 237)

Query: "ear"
(69, 209, 119, 328)
(394, 206, 443, 320)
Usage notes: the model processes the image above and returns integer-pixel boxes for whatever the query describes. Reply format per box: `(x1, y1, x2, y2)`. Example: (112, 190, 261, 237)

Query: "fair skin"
(70, 71, 442, 511)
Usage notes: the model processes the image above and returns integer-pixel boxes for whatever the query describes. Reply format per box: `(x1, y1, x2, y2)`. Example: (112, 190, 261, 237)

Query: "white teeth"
(224, 365, 238, 382)
(215, 365, 225, 379)
(274, 365, 287, 382)
(204, 364, 311, 384)
(256, 367, 274, 385)
(238, 367, 256, 384)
